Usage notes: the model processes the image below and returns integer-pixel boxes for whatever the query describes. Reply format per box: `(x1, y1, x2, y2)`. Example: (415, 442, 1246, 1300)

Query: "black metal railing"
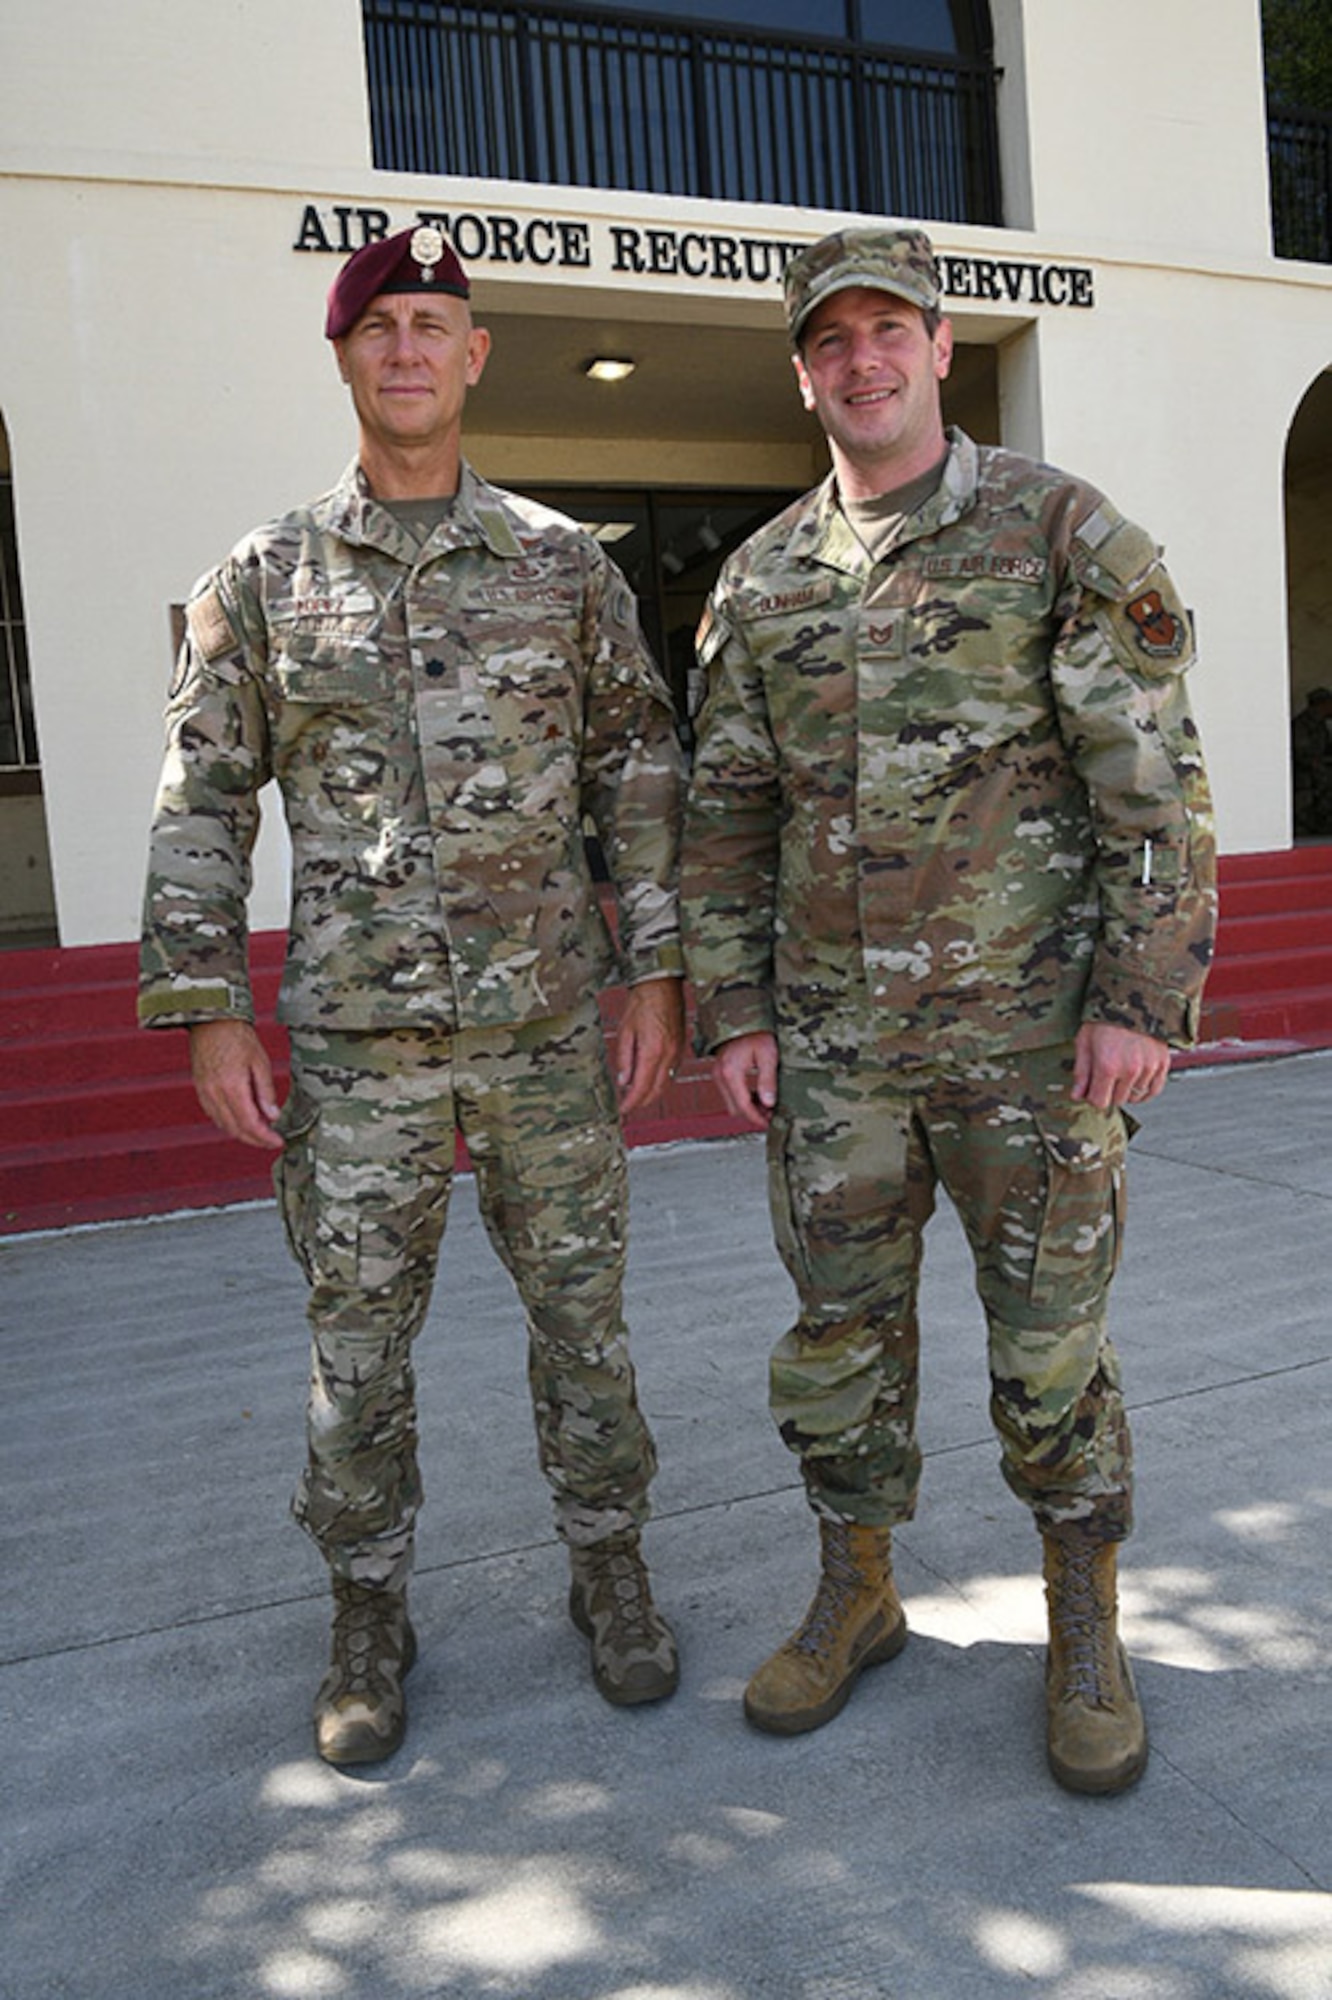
(1269, 103, 1332, 262)
(363, 0, 1003, 226)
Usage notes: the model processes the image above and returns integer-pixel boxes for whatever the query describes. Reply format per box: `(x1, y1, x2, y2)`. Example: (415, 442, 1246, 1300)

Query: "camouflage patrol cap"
(324, 225, 470, 340)
(784, 226, 941, 344)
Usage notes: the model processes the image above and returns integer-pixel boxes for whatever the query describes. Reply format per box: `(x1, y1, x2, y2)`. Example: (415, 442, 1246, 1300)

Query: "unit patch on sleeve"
(1126, 589, 1186, 660)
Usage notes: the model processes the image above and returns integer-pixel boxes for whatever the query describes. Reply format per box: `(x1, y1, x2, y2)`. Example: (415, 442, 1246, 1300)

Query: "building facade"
(1, 0, 1329, 950)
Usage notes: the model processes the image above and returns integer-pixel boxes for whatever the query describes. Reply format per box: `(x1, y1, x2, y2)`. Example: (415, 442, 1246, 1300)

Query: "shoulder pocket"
(1071, 510, 1194, 681)
(696, 602, 728, 671)
(186, 584, 240, 662)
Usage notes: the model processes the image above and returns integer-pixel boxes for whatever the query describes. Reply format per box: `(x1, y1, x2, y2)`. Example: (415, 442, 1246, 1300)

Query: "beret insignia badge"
(410, 224, 447, 285)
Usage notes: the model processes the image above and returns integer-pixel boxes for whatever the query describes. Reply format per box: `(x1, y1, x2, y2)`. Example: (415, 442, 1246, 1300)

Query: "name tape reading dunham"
(294, 204, 1096, 310)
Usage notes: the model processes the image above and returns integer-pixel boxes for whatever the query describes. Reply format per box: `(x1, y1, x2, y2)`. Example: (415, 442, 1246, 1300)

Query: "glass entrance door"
(522, 486, 801, 745)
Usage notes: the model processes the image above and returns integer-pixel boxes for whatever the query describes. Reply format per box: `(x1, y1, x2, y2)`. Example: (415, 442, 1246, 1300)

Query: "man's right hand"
(188, 1019, 283, 1149)
(712, 1030, 780, 1130)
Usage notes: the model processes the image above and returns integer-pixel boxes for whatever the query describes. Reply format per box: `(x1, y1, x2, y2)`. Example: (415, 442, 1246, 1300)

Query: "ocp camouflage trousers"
(766, 1044, 1134, 1544)
(273, 1002, 658, 1588)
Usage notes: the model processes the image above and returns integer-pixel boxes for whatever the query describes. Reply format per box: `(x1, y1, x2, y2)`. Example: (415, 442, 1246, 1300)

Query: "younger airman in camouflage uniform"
(140, 227, 684, 1764)
(682, 226, 1215, 1793)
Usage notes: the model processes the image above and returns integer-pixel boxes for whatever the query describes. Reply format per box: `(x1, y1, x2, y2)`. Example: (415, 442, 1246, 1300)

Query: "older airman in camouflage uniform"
(141, 227, 684, 1765)
(682, 226, 1215, 1793)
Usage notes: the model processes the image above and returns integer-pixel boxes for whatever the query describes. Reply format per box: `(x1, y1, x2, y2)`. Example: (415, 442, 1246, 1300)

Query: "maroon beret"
(324, 225, 470, 340)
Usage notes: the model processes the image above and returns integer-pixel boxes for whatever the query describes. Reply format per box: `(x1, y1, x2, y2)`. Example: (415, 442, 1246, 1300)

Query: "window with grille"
(362, 0, 1001, 227)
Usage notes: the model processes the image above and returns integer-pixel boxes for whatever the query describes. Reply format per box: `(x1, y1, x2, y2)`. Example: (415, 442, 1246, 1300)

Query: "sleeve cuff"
(693, 984, 776, 1054)
(1083, 957, 1203, 1048)
(621, 939, 685, 985)
(137, 979, 254, 1029)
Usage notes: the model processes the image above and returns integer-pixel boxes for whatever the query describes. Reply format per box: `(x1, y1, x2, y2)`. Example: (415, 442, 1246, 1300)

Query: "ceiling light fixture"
(583, 356, 636, 383)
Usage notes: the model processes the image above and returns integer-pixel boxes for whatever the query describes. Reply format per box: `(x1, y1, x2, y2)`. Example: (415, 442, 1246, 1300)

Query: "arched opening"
(0, 414, 57, 946)
(1285, 369, 1332, 842)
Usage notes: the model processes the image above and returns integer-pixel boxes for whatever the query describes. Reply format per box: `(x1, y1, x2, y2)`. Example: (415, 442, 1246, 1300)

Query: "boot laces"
(593, 1548, 656, 1639)
(792, 1540, 861, 1660)
(332, 1585, 398, 1695)
(1053, 1548, 1116, 1706)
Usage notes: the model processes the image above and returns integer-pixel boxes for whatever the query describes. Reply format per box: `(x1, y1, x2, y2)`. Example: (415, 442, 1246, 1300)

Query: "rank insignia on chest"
(858, 608, 905, 659)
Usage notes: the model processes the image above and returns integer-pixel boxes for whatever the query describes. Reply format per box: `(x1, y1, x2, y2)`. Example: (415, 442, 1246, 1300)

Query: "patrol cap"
(784, 226, 941, 345)
(324, 224, 470, 340)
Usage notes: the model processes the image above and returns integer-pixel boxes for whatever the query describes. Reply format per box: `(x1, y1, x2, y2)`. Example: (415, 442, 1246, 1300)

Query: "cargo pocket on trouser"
(765, 1098, 924, 1519)
(272, 1086, 321, 1285)
(988, 1101, 1133, 1536)
(766, 1105, 815, 1295)
(766, 1096, 918, 1321)
(478, 1032, 629, 1338)
(276, 1058, 442, 1567)
(475, 1034, 653, 1537)
(1029, 1102, 1129, 1313)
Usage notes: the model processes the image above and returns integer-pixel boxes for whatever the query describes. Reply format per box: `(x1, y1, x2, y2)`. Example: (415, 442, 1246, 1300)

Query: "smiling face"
(334, 290, 491, 493)
(793, 285, 953, 500)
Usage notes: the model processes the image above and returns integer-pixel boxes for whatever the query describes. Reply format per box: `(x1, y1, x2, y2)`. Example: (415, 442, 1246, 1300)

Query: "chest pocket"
(454, 610, 584, 813)
(267, 619, 400, 833)
(270, 618, 395, 707)
(473, 634, 581, 720)
(889, 573, 1059, 789)
(456, 599, 581, 687)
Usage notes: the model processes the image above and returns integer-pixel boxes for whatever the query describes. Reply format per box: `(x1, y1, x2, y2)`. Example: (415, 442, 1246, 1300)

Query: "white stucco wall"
(1011, 0, 1272, 260)
(0, 0, 370, 184)
(0, 0, 376, 942)
(1, 179, 356, 942)
(1030, 250, 1332, 857)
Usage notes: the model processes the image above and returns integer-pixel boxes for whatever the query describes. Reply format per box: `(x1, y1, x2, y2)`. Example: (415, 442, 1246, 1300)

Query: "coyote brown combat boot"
(1043, 1535, 1147, 1794)
(568, 1533, 679, 1706)
(313, 1577, 417, 1766)
(744, 1518, 907, 1735)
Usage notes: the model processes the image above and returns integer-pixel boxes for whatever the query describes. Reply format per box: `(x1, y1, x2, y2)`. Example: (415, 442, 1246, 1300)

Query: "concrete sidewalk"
(3, 1052, 1331, 2000)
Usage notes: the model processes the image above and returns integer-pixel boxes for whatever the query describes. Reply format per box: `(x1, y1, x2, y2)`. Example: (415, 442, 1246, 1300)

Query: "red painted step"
(1216, 845, 1332, 882)
(0, 1023, 209, 1093)
(1205, 941, 1332, 998)
(1196, 849, 1332, 1045)
(5, 846, 1332, 1234)
(1220, 872, 1332, 918)
(0, 934, 747, 1233)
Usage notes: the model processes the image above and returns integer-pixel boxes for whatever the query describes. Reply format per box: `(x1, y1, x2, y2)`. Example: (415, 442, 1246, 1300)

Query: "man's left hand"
(1072, 1021, 1171, 1111)
(616, 977, 686, 1115)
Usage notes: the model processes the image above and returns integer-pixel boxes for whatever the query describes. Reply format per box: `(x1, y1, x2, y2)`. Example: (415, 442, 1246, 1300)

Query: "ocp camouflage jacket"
(682, 430, 1215, 1067)
(140, 461, 683, 1033)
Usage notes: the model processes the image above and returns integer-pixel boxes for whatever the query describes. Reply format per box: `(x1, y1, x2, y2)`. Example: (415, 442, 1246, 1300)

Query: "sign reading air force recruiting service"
(293, 203, 1097, 310)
